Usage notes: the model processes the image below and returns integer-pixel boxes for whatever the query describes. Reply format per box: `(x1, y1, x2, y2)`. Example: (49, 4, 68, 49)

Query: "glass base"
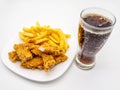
(75, 55, 96, 70)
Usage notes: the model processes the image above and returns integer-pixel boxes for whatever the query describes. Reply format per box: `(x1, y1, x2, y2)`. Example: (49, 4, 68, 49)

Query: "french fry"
(56, 29, 68, 52)
(20, 32, 35, 37)
(35, 38, 48, 44)
(19, 32, 30, 42)
(49, 36, 59, 44)
(65, 34, 71, 38)
(47, 39, 58, 47)
(33, 31, 48, 40)
(19, 22, 70, 52)
(23, 27, 30, 32)
(51, 33, 60, 42)
(36, 21, 40, 27)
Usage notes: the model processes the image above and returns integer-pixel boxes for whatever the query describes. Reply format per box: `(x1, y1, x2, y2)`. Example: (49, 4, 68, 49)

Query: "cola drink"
(78, 14, 112, 64)
(76, 8, 116, 70)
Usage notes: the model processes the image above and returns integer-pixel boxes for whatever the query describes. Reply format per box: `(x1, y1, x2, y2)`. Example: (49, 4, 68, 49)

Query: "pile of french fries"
(19, 22, 71, 53)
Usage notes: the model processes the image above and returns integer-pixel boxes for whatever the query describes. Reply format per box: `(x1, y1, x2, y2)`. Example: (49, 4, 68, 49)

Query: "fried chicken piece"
(39, 44, 64, 56)
(31, 48, 43, 56)
(54, 54, 68, 65)
(14, 43, 33, 62)
(42, 54, 56, 72)
(21, 43, 39, 50)
(8, 51, 19, 62)
(21, 57, 44, 69)
(8, 42, 68, 72)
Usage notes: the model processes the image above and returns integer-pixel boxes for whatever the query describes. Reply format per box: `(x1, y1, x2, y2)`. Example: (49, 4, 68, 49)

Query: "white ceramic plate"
(1, 31, 77, 82)
(1, 1, 78, 82)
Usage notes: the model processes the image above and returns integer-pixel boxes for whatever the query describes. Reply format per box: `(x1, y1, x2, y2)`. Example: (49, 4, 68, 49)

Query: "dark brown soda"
(78, 14, 112, 64)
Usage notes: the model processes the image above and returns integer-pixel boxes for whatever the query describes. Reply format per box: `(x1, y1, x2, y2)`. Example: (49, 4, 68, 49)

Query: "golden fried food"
(14, 44, 33, 62)
(31, 48, 43, 56)
(8, 22, 70, 72)
(39, 43, 64, 56)
(8, 42, 68, 72)
(55, 55, 68, 64)
(21, 57, 44, 70)
(42, 54, 56, 72)
(8, 51, 19, 62)
(19, 22, 70, 53)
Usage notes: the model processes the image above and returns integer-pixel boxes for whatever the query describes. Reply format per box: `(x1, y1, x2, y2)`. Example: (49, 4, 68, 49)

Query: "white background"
(0, 0, 120, 90)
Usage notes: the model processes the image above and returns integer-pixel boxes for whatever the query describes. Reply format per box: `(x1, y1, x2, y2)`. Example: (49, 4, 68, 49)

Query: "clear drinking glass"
(75, 7, 116, 70)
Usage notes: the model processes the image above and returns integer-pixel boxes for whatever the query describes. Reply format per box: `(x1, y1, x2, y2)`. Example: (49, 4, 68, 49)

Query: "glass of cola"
(75, 7, 116, 70)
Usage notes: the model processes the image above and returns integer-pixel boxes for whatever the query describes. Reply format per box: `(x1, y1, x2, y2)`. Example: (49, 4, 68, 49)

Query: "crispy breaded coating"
(42, 54, 56, 72)
(39, 44, 64, 56)
(31, 48, 43, 56)
(14, 44, 33, 62)
(21, 57, 43, 69)
(8, 51, 19, 62)
(55, 54, 68, 65)
(22, 43, 39, 50)
(8, 42, 68, 72)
